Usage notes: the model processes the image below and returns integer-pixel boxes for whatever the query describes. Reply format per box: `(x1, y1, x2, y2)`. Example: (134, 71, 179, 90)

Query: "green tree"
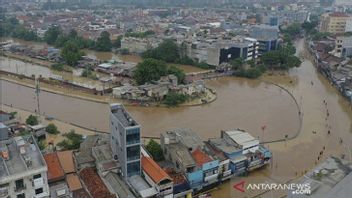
(95, 31, 112, 51)
(51, 63, 64, 71)
(167, 65, 186, 84)
(57, 130, 83, 150)
(163, 92, 188, 106)
(44, 26, 62, 45)
(282, 23, 301, 37)
(230, 57, 244, 70)
(143, 39, 179, 62)
(145, 139, 164, 161)
(61, 40, 84, 66)
(46, 123, 59, 135)
(112, 35, 123, 48)
(26, 115, 38, 126)
(133, 58, 168, 85)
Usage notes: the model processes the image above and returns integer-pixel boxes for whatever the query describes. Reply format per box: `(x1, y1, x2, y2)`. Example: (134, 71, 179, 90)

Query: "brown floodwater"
(1, 38, 352, 197)
(0, 77, 300, 142)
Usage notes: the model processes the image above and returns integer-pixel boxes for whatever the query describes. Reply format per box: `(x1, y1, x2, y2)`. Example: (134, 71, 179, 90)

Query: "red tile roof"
(330, 12, 350, 17)
(44, 153, 65, 183)
(191, 148, 211, 167)
(141, 156, 172, 184)
(79, 168, 116, 198)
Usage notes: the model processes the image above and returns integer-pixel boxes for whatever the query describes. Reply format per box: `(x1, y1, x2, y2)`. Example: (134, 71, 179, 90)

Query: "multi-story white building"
(185, 37, 259, 66)
(334, 36, 352, 58)
(0, 136, 50, 198)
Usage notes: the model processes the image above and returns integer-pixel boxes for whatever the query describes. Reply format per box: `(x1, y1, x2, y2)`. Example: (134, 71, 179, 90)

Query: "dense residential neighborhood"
(1, 0, 352, 198)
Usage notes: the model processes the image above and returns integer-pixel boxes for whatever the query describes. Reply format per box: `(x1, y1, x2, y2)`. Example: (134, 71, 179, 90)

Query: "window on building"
(127, 145, 140, 161)
(17, 193, 25, 198)
(127, 161, 140, 177)
(33, 174, 41, 179)
(126, 133, 140, 145)
(15, 179, 24, 190)
(35, 188, 43, 195)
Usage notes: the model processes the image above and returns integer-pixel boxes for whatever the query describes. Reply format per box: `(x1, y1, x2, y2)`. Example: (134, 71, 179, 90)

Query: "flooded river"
(1, 38, 352, 197)
(0, 77, 300, 142)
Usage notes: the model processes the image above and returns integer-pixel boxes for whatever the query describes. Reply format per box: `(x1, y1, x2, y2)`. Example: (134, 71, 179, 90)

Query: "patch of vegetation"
(9, 111, 17, 119)
(145, 139, 164, 161)
(61, 40, 85, 66)
(235, 65, 267, 79)
(133, 58, 186, 85)
(81, 67, 98, 80)
(51, 63, 65, 71)
(26, 115, 39, 126)
(57, 130, 83, 150)
(120, 48, 130, 55)
(0, 17, 40, 41)
(94, 31, 112, 51)
(163, 91, 188, 106)
(46, 123, 59, 135)
(37, 140, 46, 150)
(18, 128, 31, 136)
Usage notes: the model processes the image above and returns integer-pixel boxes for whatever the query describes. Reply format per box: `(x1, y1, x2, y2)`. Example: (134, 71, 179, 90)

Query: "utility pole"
(35, 78, 41, 119)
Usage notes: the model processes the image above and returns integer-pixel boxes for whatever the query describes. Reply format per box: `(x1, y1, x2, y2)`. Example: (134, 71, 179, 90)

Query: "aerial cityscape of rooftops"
(1, 0, 352, 197)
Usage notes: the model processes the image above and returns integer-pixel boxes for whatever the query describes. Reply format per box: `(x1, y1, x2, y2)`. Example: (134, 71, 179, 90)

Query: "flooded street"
(1, 38, 352, 197)
(211, 39, 352, 197)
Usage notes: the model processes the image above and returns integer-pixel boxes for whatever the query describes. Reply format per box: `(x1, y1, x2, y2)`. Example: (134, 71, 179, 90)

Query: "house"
(204, 141, 232, 181)
(44, 152, 65, 183)
(208, 129, 272, 175)
(160, 128, 219, 190)
(28, 124, 47, 140)
(141, 156, 173, 197)
(57, 151, 75, 174)
(79, 167, 116, 198)
(104, 172, 136, 198)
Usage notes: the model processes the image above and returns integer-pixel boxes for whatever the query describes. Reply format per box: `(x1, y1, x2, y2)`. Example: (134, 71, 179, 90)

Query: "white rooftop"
(224, 130, 258, 146)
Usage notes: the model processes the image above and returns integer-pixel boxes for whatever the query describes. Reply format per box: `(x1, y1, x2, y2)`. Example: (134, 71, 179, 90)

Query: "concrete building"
(262, 15, 279, 26)
(160, 128, 219, 190)
(186, 37, 259, 66)
(250, 25, 280, 56)
(0, 135, 50, 198)
(121, 37, 160, 54)
(208, 129, 272, 175)
(320, 12, 352, 34)
(334, 36, 352, 58)
(110, 103, 141, 179)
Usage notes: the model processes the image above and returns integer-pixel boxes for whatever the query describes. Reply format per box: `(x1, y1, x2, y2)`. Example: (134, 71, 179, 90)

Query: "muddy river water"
(1, 38, 352, 197)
